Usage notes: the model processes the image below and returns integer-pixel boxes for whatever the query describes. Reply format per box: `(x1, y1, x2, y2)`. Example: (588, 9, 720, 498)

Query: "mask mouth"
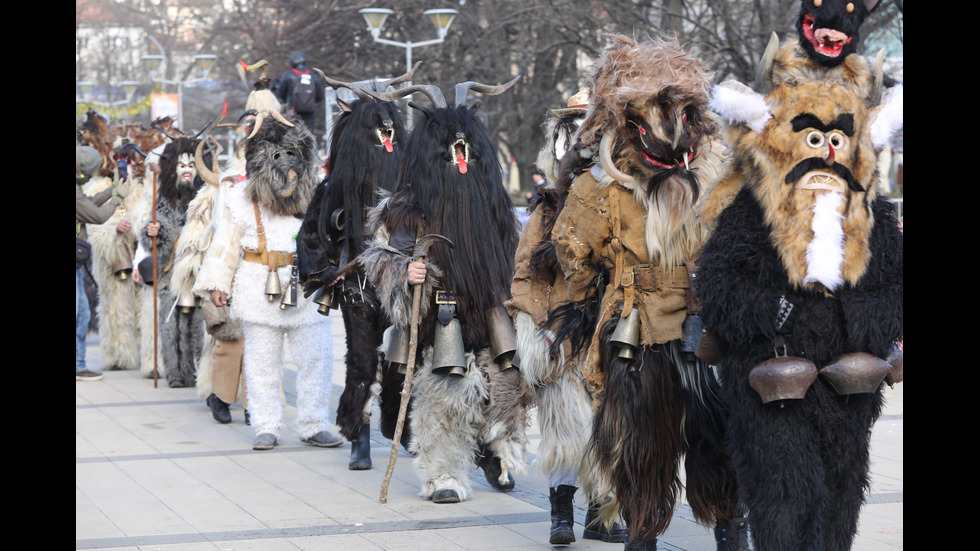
(795, 170, 847, 193)
(450, 136, 469, 174)
(278, 170, 298, 198)
(801, 13, 853, 58)
(376, 126, 395, 153)
(640, 147, 694, 171)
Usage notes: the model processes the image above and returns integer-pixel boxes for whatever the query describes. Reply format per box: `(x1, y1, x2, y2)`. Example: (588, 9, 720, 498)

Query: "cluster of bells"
(114, 260, 202, 313)
(264, 266, 301, 310)
(377, 304, 518, 379)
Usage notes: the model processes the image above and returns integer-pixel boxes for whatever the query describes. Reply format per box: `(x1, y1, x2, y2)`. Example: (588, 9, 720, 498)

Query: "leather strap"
(608, 185, 631, 317)
(241, 201, 294, 269)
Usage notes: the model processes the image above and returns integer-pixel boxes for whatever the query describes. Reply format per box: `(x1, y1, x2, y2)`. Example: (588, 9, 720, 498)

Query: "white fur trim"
(710, 81, 771, 134)
(803, 192, 845, 291)
(871, 84, 903, 150)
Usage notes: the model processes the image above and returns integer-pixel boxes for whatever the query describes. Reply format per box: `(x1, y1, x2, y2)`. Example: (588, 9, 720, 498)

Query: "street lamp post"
(76, 80, 141, 109)
(140, 53, 218, 130)
(359, 7, 458, 129)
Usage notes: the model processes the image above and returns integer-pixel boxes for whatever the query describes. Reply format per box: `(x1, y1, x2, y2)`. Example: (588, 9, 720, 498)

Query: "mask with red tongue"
(795, 0, 879, 67)
(453, 138, 468, 174)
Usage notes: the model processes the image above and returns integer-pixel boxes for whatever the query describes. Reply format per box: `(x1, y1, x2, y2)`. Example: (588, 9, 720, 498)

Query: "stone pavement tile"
(361, 528, 466, 550)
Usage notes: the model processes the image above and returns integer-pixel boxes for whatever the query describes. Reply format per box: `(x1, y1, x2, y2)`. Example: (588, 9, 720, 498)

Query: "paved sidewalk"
(76, 318, 903, 550)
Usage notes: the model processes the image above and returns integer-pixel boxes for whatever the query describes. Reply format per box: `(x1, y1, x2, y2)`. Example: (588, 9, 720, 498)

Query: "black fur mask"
(244, 112, 320, 217)
(796, 0, 880, 66)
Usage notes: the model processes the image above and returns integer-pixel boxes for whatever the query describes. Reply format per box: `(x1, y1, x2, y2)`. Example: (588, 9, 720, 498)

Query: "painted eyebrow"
(791, 113, 855, 136)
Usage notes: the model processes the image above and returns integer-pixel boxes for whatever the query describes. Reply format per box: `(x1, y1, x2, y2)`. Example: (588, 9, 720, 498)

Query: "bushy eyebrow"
(791, 113, 855, 136)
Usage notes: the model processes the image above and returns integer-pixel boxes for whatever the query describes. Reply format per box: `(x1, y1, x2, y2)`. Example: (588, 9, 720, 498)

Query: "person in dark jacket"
(276, 52, 324, 133)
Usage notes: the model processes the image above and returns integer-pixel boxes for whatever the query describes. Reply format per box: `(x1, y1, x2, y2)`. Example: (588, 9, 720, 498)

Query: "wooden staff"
(152, 170, 159, 388)
(380, 233, 452, 503)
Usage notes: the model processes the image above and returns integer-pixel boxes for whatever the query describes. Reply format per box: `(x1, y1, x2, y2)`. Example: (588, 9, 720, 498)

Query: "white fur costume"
(194, 180, 333, 442)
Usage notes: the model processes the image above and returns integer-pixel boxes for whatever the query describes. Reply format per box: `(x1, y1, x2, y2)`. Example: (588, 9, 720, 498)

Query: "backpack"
(291, 72, 317, 114)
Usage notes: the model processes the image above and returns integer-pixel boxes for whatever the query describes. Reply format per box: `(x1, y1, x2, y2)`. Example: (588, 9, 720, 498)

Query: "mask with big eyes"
(796, 0, 878, 66)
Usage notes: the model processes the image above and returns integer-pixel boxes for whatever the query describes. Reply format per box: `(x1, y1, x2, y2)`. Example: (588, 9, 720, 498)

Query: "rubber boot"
(549, 485, 576, 545)
(714, 517, 750, 551)
(583, 500, 626, 543)
(349, 421, 372, 470)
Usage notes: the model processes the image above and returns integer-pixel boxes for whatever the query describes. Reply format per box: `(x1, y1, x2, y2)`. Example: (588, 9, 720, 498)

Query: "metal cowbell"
(264, 270, 282, 301)
(432, 318, 466, 378)
(486, 305, 518, 370)
(279, 266, 299, 309)
(382, 325, 411, 374)
(610, 309, 640, 359)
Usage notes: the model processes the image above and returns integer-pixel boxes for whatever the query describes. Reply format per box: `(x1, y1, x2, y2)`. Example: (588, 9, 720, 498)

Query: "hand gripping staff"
(380, 233, 454, 503)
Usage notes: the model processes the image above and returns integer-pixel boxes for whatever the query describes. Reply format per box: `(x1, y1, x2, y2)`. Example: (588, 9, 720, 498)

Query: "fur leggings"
(241, 321, 334, 441)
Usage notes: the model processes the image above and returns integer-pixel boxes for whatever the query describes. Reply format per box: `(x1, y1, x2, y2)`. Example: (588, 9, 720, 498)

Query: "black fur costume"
(296, 86, 411, 450)
(357, 79, 527, 502)
(138, 137, 207, 387)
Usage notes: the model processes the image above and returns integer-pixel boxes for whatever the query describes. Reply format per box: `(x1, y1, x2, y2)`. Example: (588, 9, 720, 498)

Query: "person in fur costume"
(548, 35, 746, 550)
(175, 71, 281, 425)
(505, 89, 625, 545)
(194, 107, 342, 451)
(296, 66, 417, 471)
(77, 113, 173, 372)
(357, 77, 527, 504)
(696, 5, 903, 549)
(135, 136, 208, 388)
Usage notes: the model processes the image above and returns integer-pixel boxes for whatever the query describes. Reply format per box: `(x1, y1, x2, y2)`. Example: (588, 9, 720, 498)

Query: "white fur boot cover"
(534, 367, 592, 480)
(479, 348, 529, 484)
(241, 322, 286, 439)
(409, 348, 487, 501)
(287, 323, 334, 440)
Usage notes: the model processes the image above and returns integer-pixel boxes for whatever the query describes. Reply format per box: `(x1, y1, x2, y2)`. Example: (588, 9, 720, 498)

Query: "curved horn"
(379, 61, 422, 90)
(195, 137, 220, 187)
(455, 75, 520, 106)
(753, 32, 780, 94)
(191, 119, 215, 141)
(313, 68, 373, 101)
(152, 125, 180, 141)
(237, 59, 270, 86)
(362, 84, 446, 109)
(115, 143, 148, 158)
(599, 133, 636, 185)
(246, 109, 295, 140)
(869, 48, 885, 107)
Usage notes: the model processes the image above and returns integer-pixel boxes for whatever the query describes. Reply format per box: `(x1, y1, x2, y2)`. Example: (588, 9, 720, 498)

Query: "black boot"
(244, 408, 251, 426)
(549, 485, 576, 545)
(583, 500, 626, 543)
(714, 517, 750, 551)
(474, 442, 515, 491)
(206, 393, 231, 424)
(349, 421, 372, 470)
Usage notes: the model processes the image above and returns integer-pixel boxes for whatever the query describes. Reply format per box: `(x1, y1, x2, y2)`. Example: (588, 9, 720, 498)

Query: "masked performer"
(549, 35, 746, 550)
(697, 4, 904, 549)
(135, 135, 208, 388)
(358, 77, 527, 504)
(506, 89, 625, 545)
(296, 65, 419, 470)
(176, 62, 279, 424)
(194, 107, 342, 451)
(78, 113, 171, 372)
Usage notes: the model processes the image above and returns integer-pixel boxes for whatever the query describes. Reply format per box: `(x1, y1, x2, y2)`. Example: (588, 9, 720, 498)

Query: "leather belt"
(242, 249, 294, 268)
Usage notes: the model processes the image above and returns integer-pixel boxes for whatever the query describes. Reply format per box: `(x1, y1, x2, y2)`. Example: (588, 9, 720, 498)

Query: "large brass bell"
(264, 270, 282, 301)
(177, 291, 198, 314)
(748, 354, 818, 403)
(382, 325, 411, 374)
(818, 352, 891, 395)
(113, 257, 133, 280)
(313, 285, 337, 316)
(486, 305, 518, 371)
(279, 266, 299, 309)
(432, 318, 466, 378)
(610, 309, 640, 359)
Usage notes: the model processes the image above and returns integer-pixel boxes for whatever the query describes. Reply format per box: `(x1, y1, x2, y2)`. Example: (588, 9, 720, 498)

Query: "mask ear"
(870, 84, 903, 151)
(710, 80, 772, 134)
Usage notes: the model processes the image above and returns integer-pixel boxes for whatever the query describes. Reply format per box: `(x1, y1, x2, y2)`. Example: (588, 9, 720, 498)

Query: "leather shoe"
(301, 430, 344, 447)
(252, 433, 277, 450)
(432, 489, 460, 503)
(206, 393, 232, 424)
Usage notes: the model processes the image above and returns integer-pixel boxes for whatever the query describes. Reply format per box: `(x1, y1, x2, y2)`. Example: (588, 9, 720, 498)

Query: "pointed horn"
(753, 32, 780, 94)
(246, 109, 295, 140)
(238, 59, 270, 86)
(869, 49, 885, 107)
(362, 84, 446, 109)
(454, 75, 520, 106)
(191, 119, 215, 141)
(195, 136, 220, 187)
(313, 68, 373, 101)
(381, 61, 422, 89)
(599, 134, 636, 185)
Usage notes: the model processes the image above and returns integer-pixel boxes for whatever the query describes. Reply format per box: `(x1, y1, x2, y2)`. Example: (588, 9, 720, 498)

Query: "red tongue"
(456, 148, 467, 174)
(384, 139, 393, 153)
